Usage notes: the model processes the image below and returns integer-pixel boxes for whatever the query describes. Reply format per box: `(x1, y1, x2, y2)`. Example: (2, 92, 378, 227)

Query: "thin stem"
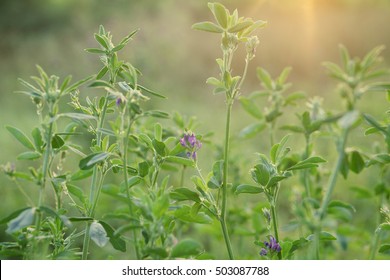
(318, 129, 348, 220)
(33, 109, 54, 257)
(122, 118, 141, 260)
(314, 129, 349, 259)
(270, 198, 282, 260)
(82, 92, 110, 260)
(220, 100, 234, 260)
(369, 230, 381, 260)
(303, 134, 311, 198)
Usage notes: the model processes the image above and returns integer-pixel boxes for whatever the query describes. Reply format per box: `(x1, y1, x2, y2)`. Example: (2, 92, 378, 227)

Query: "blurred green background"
(0, 0, 389, 259)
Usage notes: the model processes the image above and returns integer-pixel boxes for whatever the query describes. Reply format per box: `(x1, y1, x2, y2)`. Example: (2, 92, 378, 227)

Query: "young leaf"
(6, 126, 35, 150)
(51, 135, 65, 149)
(31, 127, 43, 152)
(228, 20, 253, 33)
(349, 150, 365, 174)
(239, 97, 263, 119)
(238, 122, 266, 139)
(6, 208, 36, 234)
(251, 164, 269, 186)
(89, 221, 109, 247)
(328, 200, 356, 213)
(235, 184, 263, 194)
(170, 188, 201, 202)
(208, 2, 228, 28)
(79, 152, 110, 170)
(378, 244, 390, 254)
(171, 239, 203, 258)
(164, 156, 195, 167)
(192, 22, 224, 33)
(17, 151, 41, 160)
(287, 156, 326, 171)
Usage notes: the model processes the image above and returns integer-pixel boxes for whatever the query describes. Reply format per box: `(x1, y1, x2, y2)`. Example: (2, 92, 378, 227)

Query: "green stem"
(370, 230, 381, 260)
(270, 199, 282, 260)
(303, 134, 311, 198)
(33, 110, 54, 257)
(122, 119, 141, 260)
(314, 129, 349, 259)
(220, 100, 234, 260)
(82, 92, 110, 260)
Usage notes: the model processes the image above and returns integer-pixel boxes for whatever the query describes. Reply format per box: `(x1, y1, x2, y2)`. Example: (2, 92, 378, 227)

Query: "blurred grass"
(0, 0, 389, 259)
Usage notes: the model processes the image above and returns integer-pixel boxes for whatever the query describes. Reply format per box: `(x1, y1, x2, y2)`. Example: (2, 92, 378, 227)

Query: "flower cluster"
(180, 132, 202, 160)
(259, 236, 281, 257)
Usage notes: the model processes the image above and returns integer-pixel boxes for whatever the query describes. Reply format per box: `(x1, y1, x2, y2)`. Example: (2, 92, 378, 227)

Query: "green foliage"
(1, 2, 390, 261)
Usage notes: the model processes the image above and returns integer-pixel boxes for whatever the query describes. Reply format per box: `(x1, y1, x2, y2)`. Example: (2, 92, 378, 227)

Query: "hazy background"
(0, 0, 389, 259)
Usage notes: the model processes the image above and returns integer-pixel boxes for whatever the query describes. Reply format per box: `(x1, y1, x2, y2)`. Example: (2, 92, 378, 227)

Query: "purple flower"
(259, 248, 268, 256)
(260, 235, 281, 257)
(180, 132, 202, 160)
(116, 97, 122, 106)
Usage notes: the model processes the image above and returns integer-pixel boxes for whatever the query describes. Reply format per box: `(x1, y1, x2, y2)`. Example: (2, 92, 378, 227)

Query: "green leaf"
(328, 200, 356, 213)
(256, 67, 273, 90)
(307, 231, 337, 241)
(152, 139, 166, 157)
(90, 221, 109, 247)
(228, 20, 252, 33)
(0, 207, 31, 225)
(171, 239, 203, 258)
(210, 2, 228, 28)
(154, 123, 162, 141)
(138, 85, 166, 99)
(70, 169, 93, 181)
(238, 122, 266, 139)
(239, 97, 263, 119)
(164, 156, 195, 167)
(17, 151, 41, 160)
(378, 223, 390, 233)
(66, 184, 86, 203)
(65, 75, 94, 93)
(280, 125, 304, 134)
(270, 135, 290, 164)
(128, 175, 142, 187)
(51, 135, 65, 149)
(99, 221, 126, 252)
(278, 67, 292, 85)
(378, 244, 390, 254)
(6, 126, 35, 150)
(96, 66, 108, 80)
(192, 22, 224, 33)
(144, 110, 170, 119)
(287, 156, 326, 171)
(349, 150, 365, 174)
(79, 152, 110, 170)
(280, 241, 293, 260)
(31, 127, 43, 152)
(251, 164, 269, 186)
(349, 186, 373, 199)
(170, 188, 201, 203)
(94, 33, 109, 49)
(68, 217, 93, 222)
(88, 80, 115, 90)
(138, 161, 149, 177)
(84, 48, 106, 54)
(267, 175, 287, 187)
(6, 208, 36, 234)
(235, 184, 263, 194)
(174, 206, 212, 224)
(152, 194, 170, 218)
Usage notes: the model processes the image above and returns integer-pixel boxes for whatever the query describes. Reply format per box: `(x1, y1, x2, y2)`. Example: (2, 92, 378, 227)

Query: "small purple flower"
(180, 132, 202, 160)
(260, 235, 281, 257)
(116, 97, 122, 106)
(259, 248, 268, 256)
